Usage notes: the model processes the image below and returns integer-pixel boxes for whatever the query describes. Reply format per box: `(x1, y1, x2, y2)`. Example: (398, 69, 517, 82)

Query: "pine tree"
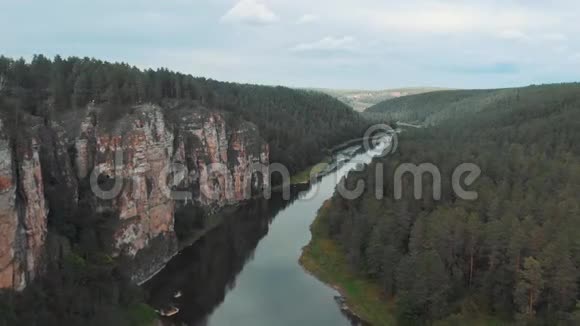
(465, 213, 482, 287)
(0, 56, 10, 93)
(396, 250, 450, 323)
(72, 72, 91, 108)
(366, 226, 384, 278)
(49, 55, 70, 109)
(540, 236, 578, 313)
(513, 257, 544, 317)
(381, 245, 400, 297)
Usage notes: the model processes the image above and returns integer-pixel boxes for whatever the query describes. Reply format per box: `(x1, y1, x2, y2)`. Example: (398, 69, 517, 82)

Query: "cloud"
(291, 36, 356, 52)
(221, 0, 278, 25)
(448, 62, 519, 75)
(497, 30, 568, 45)
(499, 29, 530, 41)
(2, 0, 578, 89)
(363, 4, 557, 35)
(539, 33, 567, 42)
(568, 53, 580, 62)
(296, 14, 319, 24)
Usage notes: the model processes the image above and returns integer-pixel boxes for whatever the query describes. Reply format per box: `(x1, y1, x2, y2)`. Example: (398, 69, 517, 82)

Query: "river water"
(145, 142, 387, 326)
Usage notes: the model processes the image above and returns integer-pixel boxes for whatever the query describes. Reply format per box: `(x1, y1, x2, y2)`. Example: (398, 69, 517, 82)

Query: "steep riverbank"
(146, 144, 387, 325)
(300, 176, 510, 326)
(299, 200, 396, 326)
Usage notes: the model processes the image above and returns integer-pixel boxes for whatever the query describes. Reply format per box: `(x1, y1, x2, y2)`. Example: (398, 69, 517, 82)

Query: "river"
(145, 141, 388, 326)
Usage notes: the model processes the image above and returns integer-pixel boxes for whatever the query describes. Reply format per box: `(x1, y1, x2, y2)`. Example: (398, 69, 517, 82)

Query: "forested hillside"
(365, 84, 580, 126)
(0, 55, 368, 174)
(319, 83, 580, 324)
(0, 55, 368, 325)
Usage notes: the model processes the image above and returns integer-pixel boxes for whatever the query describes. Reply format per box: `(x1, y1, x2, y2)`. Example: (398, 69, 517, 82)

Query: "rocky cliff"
(0, 118, 48, 290)
(0, 103, 269, 290)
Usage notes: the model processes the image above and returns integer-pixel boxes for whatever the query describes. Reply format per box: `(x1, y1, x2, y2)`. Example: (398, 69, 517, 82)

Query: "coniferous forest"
(319, 84, 580, 324)
(0, 55, 368, 174)
(2, 1, 580, 325)
(2, 54, 580, 325)
(0, 55, 368, 325)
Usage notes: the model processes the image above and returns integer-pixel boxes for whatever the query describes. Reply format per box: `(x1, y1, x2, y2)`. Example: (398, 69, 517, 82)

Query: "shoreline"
(299, 200, 395, 326)
(299, 257, 371, 326)
(291, 136, 368, 185)
(138, 162, 313, 287)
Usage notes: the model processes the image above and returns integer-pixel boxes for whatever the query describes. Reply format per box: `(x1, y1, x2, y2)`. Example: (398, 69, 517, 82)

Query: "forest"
(364, 83, 580, 127)
(0, 54, 369, 174)
(320, 83, 580, 324)
(0, 55, 368, 325)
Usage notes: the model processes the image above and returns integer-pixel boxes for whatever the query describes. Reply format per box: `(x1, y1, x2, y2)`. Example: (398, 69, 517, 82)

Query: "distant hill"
(310, 87, 448, 112)
(365, 83, 580, 126)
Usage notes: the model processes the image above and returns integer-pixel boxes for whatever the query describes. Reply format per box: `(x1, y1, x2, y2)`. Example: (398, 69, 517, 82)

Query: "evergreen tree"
(396, 250, 450, 323)
(540, 237, 578, 313)
(72, 72, 91, 108)
(514, 257, 544, 318)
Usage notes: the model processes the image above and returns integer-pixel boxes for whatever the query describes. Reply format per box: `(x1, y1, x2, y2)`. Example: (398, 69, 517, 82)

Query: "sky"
(1, 0, 579, 89)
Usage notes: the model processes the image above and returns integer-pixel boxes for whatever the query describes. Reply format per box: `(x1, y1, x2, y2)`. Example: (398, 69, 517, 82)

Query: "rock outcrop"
(0, 103, 269, 290)
(0, 119, 48, 290)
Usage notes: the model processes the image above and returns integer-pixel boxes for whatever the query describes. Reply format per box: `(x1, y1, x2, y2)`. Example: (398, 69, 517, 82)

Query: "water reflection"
(144, 185, 308, 326)
(145, 142, 387, 326)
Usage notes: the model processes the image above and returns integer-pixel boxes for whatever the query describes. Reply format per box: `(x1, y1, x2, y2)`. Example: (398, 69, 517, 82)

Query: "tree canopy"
(0, 54, 369, 174)
(322, 83, 580, 324)
(0, 54, 370, 325)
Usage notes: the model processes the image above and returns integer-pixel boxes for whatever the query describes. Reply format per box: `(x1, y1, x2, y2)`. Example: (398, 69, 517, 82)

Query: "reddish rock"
(0, 103, 269, 289)
(0, 119, 48, 291)
(0, 176, 12, 192)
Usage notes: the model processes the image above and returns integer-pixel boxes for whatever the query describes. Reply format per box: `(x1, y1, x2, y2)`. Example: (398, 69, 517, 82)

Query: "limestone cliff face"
(84, 106, 178, 259)
(0, 119, 48, 290)
(169, 107, 270, 208)
(0, 103, 269, 290)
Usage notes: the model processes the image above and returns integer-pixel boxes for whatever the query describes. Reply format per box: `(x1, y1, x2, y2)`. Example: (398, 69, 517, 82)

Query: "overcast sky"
(1, 0, 579, 89)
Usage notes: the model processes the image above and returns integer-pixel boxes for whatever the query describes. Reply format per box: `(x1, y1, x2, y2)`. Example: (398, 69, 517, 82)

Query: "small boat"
(156, 306, 180, 317)
(174, 291, 182, 298)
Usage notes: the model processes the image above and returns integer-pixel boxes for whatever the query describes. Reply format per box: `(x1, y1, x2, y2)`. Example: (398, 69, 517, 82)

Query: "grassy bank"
(291, 157, 331, 184)
(300, 202, 510, 326)
(299, 201, 396, 325)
